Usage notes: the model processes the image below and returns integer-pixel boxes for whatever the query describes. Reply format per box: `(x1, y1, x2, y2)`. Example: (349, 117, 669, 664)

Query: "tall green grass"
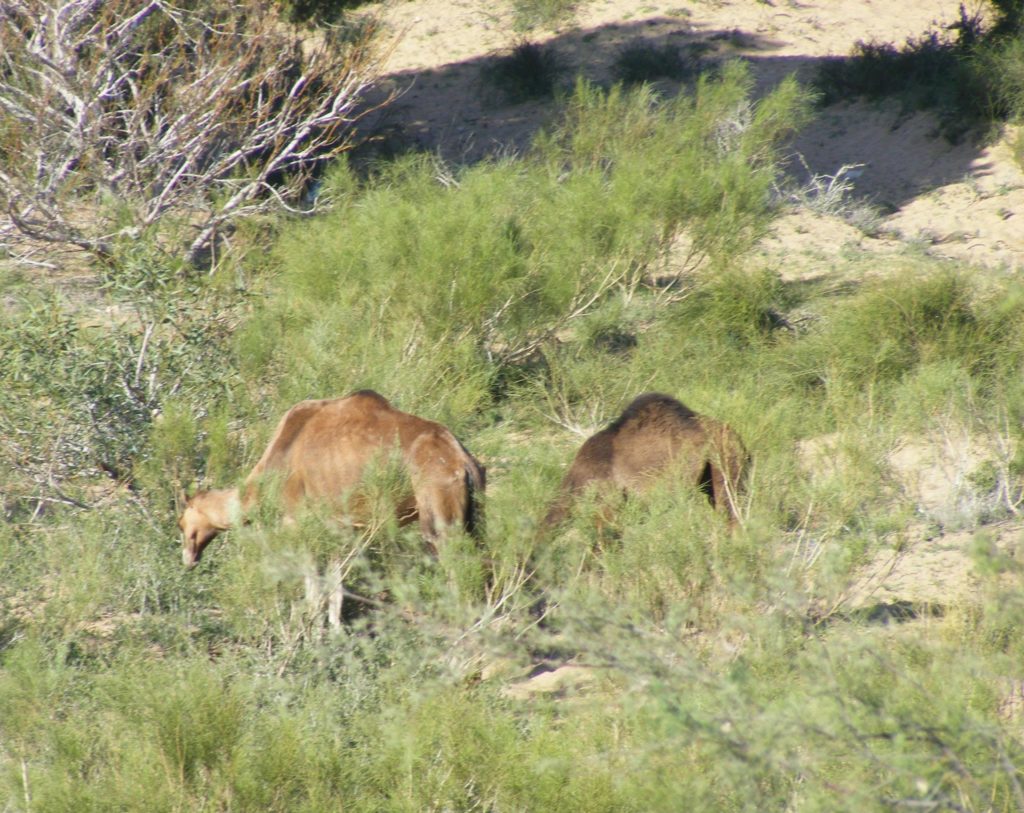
(6, 56, 1024, 812)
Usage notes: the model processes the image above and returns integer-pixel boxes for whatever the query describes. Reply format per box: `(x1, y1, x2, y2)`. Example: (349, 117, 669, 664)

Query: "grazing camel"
(178, 390, 485, 569)
(543, 392, 747, 528)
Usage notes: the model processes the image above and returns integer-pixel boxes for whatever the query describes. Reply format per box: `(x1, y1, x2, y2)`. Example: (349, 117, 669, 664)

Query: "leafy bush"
(789, 269, 1024, 403)
(977, 33, 1024, 125)
(246, 64, 810, 424)
(0, 303, 230, 505)
(509, 0, 581, 34)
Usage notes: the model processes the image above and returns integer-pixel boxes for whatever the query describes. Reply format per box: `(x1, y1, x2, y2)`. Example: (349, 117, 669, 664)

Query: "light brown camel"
(543, 392, 747, 528)
(178, 390, 485, 569)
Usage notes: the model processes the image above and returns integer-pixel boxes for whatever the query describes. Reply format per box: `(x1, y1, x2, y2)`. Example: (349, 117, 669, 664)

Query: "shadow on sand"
(354, 13, 993, 210)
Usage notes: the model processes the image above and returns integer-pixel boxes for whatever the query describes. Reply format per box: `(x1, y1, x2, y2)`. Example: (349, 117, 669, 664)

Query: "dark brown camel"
(544, 392, 747, 528)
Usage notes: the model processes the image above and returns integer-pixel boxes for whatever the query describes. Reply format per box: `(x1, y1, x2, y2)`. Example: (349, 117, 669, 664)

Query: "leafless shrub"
(0, 0, 394, 268)
(781, 158, 884, 235)
(712, 100, 753, 156)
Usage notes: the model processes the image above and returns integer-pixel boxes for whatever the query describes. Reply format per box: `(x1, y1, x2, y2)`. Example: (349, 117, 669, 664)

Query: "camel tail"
(464, 461, 486, 538)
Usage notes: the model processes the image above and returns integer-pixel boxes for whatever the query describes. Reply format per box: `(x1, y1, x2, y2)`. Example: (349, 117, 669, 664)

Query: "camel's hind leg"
(414, 473, 469, 549)
(325, 558, 343, 629)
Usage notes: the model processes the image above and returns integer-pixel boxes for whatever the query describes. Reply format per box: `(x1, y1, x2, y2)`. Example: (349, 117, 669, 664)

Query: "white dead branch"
(0, 0, 395, 266)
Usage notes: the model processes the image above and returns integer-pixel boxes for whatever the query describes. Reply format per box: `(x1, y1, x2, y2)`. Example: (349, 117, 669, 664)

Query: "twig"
(133, 321, 154, 390)
(21, 757, 31, 813)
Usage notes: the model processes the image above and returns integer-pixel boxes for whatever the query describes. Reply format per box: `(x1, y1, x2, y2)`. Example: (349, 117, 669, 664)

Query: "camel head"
(177, 488, 238, 568)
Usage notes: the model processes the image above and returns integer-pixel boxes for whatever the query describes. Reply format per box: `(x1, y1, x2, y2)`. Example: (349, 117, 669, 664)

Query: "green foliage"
(509, 0, 580, 34)
(988, 0, 1024, 40)
(7, 43, 1024, 813)
(109, 660, 247, 785)
(976, 33, 1024, 125)
(246, 65, 809, 426)
(789, 269, 1024, 408)
(0, 250, 240, 515)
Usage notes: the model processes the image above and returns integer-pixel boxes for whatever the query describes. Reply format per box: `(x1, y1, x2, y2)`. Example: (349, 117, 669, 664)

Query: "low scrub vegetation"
(815, 2, 1024, 143)
(3, 55, 1024, 812)
(481, 40, 568, 102)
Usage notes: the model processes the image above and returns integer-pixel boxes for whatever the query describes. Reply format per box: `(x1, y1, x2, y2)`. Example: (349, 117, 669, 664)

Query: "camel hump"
(544, 392, 749, 529)
(610, 392, 698, 432)
(345, 389, 392, 410)
(252, 392, 394, 481)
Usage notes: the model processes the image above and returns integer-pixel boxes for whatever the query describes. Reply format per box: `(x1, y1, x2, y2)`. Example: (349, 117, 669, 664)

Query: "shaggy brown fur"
(179, 390, 485, 567)
(543, 392, 747, 528)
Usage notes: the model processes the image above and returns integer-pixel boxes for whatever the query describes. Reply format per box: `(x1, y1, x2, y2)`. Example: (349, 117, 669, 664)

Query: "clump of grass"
(790, 269, 993, 396)
(977, 32, 1024, 134)
(612, 41, 699, 84)
(481, 41, 566, 103)
(782, 161, 885, 235)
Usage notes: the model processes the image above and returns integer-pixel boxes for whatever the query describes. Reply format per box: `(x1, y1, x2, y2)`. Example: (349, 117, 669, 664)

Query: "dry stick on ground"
(0, 0, 397, 267)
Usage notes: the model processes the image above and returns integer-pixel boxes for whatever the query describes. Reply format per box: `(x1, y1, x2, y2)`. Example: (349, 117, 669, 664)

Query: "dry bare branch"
(0, 0, 396, 267)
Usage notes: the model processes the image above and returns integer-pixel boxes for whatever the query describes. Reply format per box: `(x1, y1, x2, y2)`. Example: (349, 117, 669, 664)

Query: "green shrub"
(977, 33, 1024, 124)
(786, 269, 1024, 403)
(248, 64, 810, 426)
(509, 0, 580, 34)
(0, 253, 240, 515)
